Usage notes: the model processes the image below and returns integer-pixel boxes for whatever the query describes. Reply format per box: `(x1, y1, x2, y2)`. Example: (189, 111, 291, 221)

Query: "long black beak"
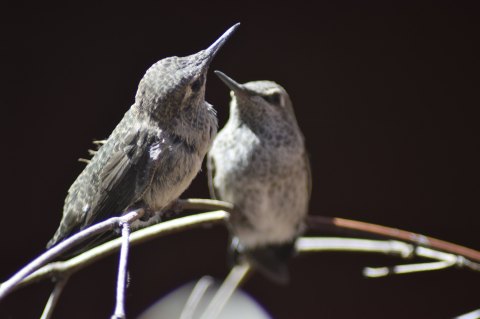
(214, 70, 249, 97)
(202, 23, 240, 65)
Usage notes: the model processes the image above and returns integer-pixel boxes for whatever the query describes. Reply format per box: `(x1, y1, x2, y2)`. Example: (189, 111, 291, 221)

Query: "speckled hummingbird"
(208, 71, 311, 284)
(47, 24, 240, 249)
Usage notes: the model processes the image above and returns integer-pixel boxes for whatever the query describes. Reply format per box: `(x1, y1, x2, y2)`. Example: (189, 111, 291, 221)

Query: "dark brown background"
(1, 1, 478, 318)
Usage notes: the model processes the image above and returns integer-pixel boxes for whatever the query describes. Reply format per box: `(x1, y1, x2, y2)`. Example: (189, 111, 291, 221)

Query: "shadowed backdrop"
(0, 1, 478, 318)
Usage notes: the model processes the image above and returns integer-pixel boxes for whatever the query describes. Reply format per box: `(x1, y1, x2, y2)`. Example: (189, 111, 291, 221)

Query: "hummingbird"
(47, 24, 240, 249)
(208, 71, 311, 284)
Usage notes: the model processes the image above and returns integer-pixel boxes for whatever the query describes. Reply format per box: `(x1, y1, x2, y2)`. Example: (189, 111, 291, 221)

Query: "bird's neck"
(170, 102, 217, 148)
(229, 102, 269, 134)
(133, 102, 217, 150)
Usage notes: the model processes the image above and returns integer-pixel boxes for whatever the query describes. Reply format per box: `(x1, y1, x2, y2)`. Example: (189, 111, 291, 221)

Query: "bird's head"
(215, 71, 298, 131)
(134, 24, 240, 124)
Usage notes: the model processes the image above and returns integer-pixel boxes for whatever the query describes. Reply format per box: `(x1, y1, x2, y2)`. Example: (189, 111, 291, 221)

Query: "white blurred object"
(138, 278, 272, 319)
(454, 308, 480, 319)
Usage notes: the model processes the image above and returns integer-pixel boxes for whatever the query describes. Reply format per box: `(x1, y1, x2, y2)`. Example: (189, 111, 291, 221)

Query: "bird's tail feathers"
(229, 237, 295, 285)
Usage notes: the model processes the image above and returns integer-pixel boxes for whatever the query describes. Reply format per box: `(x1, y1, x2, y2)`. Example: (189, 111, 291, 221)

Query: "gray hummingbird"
(47, 24, 240, 249)
(208, 71, 311, 284)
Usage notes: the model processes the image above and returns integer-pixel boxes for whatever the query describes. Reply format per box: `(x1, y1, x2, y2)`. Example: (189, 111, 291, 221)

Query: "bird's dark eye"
(262, 92, 281, 105)
(191, 78, 202, 92)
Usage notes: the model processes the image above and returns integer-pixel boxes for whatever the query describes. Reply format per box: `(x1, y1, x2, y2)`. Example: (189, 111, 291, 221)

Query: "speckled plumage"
(47, 24, 239, 249)
(208, 71, 311, 283)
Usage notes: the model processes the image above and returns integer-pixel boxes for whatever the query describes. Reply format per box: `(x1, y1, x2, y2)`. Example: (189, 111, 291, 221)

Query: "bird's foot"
(160, 199, 185, 220)
(139, 208, 156, 222)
